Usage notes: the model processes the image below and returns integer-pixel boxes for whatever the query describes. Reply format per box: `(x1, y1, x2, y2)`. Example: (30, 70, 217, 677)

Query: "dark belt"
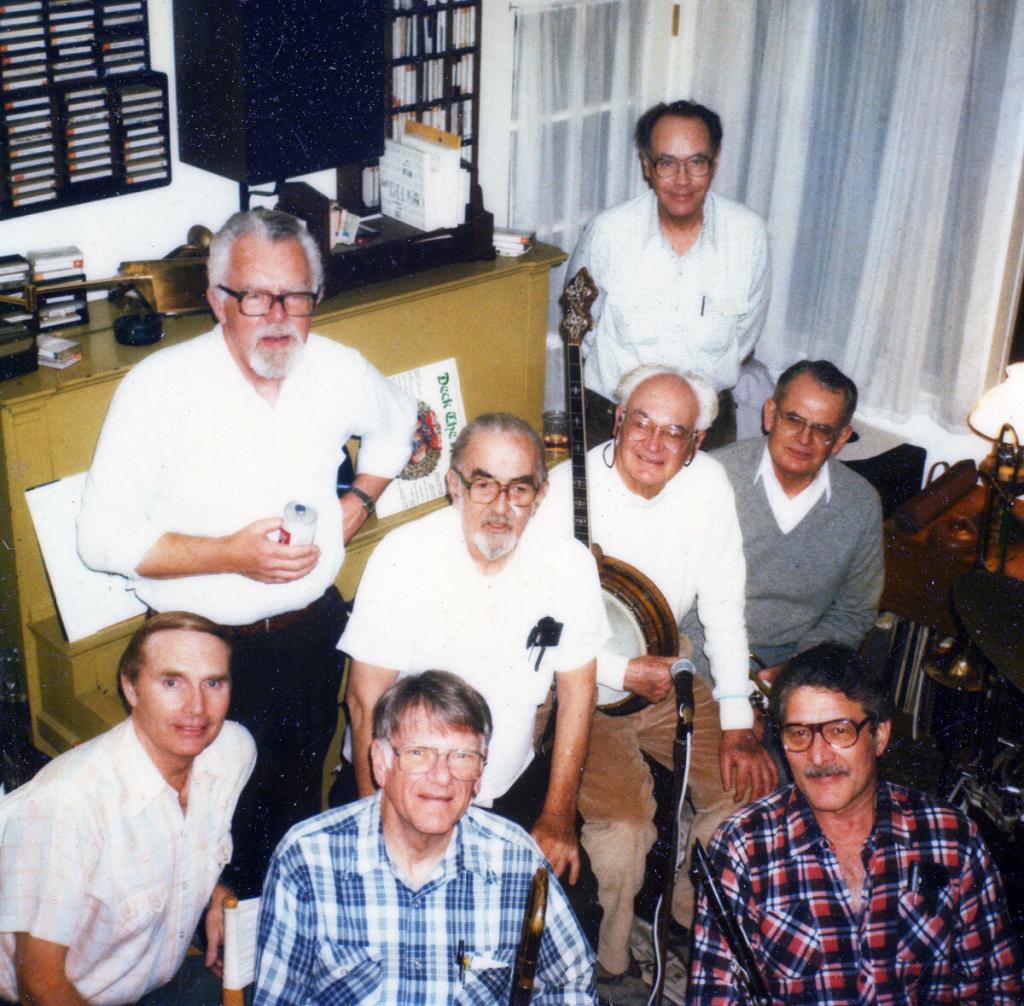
(146, 589, 329, 638)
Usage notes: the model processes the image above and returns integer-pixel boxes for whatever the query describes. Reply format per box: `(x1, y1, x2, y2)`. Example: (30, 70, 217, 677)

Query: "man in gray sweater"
(683, 359, 883, 688)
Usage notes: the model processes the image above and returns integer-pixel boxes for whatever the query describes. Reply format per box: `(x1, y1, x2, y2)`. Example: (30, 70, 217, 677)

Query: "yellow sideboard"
(1, 243, 565, 757)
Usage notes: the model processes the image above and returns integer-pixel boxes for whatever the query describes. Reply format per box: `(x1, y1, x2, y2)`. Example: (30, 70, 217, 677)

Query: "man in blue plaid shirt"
(689, 643, 1023, 1004)
(254, 671, 596, 1005)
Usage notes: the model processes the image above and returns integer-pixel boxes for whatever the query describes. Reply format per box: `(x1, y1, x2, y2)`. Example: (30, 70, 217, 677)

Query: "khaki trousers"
(578, 675, 739, 972)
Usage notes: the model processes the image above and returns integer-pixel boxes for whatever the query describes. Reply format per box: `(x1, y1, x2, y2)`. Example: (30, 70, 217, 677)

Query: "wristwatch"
(346, 486, 376, 515)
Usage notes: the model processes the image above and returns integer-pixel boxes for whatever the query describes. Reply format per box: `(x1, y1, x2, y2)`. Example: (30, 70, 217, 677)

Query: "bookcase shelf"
(338, 0, 483, 215)
(328, 0, 491, 297)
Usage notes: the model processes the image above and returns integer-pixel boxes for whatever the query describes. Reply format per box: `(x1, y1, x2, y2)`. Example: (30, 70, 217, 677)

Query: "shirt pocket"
(314, 942, 382, 1004)
(686, 296, 751, 355)
(894, 886, 955, 985)
(116, 881, 170, 939)
(758, 902, 823, 993)
(454, 953, 512, 1006)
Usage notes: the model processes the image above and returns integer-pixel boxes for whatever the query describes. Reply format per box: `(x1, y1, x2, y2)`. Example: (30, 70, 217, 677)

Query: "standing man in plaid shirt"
(255, 672, 596, 1005)
(689, 643, 1023, 1004)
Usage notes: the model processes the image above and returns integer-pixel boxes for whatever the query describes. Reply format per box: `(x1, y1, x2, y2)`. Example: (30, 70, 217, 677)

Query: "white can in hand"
(279, 501, 317, 545)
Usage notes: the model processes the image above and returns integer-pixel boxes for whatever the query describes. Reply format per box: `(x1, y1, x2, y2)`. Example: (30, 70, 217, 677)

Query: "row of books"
(392, 10, 449, 59)
(0, 72, 170, 211)
(450, 6, 475, 49)
(391, 0, 472, 9)
(451, 53, 473, 96)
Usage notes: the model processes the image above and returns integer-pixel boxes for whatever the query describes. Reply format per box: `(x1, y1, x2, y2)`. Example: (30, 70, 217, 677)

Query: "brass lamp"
(969, 364, 1024, 572)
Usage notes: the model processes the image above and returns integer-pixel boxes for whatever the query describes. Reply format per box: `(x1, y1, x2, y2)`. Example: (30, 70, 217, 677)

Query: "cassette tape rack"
(0, 0, 171, 220)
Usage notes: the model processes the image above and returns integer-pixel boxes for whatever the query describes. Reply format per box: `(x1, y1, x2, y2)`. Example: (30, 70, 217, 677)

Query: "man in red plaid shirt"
(689, 642, 1023, 1004)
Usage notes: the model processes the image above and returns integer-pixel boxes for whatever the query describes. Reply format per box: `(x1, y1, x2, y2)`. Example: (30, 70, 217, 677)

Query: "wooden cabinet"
(0, 243, 564, 756)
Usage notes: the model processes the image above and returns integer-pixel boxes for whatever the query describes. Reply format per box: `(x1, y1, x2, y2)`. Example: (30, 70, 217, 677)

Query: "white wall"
(0, 0, 337, 279)
(0, 1, 999, 473)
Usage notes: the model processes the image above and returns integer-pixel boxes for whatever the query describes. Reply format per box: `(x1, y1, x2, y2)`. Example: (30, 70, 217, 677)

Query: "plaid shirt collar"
(352, 795, 501, 888)
(784, 779, 910, 856)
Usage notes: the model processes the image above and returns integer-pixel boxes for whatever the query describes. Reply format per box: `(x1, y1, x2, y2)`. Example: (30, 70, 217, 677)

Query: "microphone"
(670, 658, 696, 678)
(670, 659, 696, 735)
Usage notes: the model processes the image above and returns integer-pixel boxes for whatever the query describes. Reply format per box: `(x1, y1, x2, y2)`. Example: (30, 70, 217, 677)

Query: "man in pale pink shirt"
(0, 612, 255, 1006)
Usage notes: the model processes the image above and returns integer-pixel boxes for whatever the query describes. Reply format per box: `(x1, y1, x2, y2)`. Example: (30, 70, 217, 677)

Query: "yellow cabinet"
(1, 244, 565, 756)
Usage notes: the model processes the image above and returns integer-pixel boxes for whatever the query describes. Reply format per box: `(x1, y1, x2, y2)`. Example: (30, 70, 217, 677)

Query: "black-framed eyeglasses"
(217, 284, 320, 317)
(776, 410, 840, 446)
(621, 410, 694, 453)
(646, 153, 713, 179)
(388, 743, 487, 781)
(455, 470, 539, 507)
(780, 717, 874, 753)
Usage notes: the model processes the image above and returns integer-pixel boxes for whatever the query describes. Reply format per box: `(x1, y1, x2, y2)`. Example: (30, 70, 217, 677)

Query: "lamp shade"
(969, 364, 1024, 439)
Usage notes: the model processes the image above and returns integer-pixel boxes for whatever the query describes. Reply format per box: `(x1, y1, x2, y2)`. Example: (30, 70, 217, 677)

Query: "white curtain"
(684, 0, 1024, 430)
(508, 0, 660, 283)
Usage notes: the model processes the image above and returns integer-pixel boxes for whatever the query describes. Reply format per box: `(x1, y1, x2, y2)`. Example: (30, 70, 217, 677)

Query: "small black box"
(0, 322, 38, 380)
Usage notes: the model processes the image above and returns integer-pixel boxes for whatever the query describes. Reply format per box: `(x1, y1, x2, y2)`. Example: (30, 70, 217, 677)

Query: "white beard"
(470, 529, 518, 562)
(248, 330, 303, 379)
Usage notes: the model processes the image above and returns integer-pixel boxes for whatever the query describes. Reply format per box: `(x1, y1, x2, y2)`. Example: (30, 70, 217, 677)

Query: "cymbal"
(922, 651, 985, 692)
(952, 569, 1024, 691)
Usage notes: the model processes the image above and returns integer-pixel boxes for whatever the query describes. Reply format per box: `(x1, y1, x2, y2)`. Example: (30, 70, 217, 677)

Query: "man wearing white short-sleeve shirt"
(341, 412, 609, 943)
(0, 612, 255, 1006)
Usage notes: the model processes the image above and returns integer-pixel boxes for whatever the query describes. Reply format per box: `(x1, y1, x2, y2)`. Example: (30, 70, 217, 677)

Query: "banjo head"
(597, 590, 647, 709)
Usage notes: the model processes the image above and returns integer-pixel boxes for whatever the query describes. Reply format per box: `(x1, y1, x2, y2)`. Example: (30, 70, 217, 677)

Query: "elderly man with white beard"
(77, 208, 417, 898)
(342, 412, 610, 944)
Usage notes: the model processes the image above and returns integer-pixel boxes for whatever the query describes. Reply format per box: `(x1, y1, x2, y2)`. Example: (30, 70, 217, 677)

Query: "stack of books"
(0, 254, 32, 331)
(27, 245, 89, 331)
(493, 227, 535, 258)
(36, 333, 81, 369)
(380, 121, 468, 232)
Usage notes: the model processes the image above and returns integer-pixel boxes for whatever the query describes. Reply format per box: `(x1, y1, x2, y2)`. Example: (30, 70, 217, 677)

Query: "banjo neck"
(560, 267, 600, 550)
(567, 338, 592, 549)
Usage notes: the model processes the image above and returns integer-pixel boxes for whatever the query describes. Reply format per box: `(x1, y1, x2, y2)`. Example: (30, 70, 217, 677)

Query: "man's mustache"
(804, 764, 851, 779)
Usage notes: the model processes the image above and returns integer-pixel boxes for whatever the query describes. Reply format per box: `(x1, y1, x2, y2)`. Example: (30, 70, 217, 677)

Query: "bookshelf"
(0, 0, 171, 220)
(330, 0, 491, 294)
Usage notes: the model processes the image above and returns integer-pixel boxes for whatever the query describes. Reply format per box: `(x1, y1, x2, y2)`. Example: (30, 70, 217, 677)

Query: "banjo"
(560, 268, 680, 716)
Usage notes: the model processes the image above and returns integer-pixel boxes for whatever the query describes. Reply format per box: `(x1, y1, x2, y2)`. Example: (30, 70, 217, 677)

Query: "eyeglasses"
(621, 410, 694, 453)
(217, 285, 320, 317)
(775, 410, 840, 445)
(455, 470, 540, 507)
(389, 743, 486, 781)
(646, 153, 713, 179)
(780, 717, 874, 753)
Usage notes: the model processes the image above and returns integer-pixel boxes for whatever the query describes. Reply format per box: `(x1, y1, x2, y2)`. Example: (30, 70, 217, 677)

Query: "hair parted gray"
(449, 412, 547, 486)
(372, 670, 493, 749)
(770, 642, 894, 727)
(614, 365, 719, 432)
(774, 360, 858, 428)
(207, 208, 324, 298)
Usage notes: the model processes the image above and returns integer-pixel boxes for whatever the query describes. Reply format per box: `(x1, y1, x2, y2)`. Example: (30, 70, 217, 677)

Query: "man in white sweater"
(533, 366, 776, 995)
